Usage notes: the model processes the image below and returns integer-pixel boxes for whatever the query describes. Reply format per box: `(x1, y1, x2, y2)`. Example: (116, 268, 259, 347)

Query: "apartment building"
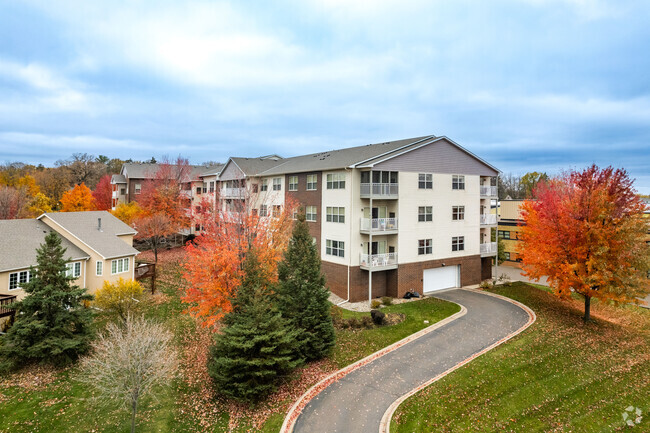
(216, 135, 499, 302)
(497, 199, 525, 262)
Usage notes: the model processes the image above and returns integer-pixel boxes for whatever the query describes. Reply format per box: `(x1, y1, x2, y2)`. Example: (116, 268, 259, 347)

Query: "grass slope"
(391, 282, 650, 432)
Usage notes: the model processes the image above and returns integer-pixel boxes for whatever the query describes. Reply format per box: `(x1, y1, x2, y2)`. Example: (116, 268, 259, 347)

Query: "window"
(65, 262, 81, 278)
(326, 173, 345, 189)
(307, 174, 317, 190)
(209, 182, 215, 193)
(261, 179, 268, 191)
(452, 206, 465, 221)
(202, 186, 207, 193)
(96, 261, 103, 276)
(504, 252, 511, 261)
(8, 270, 30, 291)
(251, 183, 258, 193)
(326, 240, 345, 257)
(418, 239, 433, 255)
(452, 175, 465, 190)
(418, 173, 432, 189)
(272, 205, 281, 217)
(418, 206, 432, 222)
(273, 177, 282, 191)
(452, 236, 465, 251)
(292, 209, 298, 220)
(134, 183, 141, 194)
(326, 207, 345, 223)
(259, 205, 268, 217)
(498, 230, 511, 240)
(111, 258, 130, 275)
(306, 205, 317, 222)
(289, 176, 298, 191)
(120, 188, 126, 195)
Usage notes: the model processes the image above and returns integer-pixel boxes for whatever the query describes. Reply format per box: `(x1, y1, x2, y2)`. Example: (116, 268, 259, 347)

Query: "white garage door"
(423, 266, 460, 293)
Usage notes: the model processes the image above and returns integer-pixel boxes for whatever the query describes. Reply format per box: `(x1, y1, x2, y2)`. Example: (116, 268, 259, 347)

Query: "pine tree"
(0, 231, 94, 369)
(277, 213, 335, 361)
(207, 249, 301, 402)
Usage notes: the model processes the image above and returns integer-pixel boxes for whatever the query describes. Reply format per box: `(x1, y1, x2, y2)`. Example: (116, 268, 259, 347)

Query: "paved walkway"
(290, 289, 534, 433)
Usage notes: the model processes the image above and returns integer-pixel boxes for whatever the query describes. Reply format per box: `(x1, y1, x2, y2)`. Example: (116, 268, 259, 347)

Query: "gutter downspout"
(337, 167, 353, 306)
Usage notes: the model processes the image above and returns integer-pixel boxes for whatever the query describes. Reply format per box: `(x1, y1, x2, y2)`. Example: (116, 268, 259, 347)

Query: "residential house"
(497, 199, 525, 262)
(0, 211, 139, 303)
(216, 135, 499, 302)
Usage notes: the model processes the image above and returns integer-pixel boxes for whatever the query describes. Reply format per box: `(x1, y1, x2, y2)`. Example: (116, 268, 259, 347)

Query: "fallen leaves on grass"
(0, 364, 61, 392)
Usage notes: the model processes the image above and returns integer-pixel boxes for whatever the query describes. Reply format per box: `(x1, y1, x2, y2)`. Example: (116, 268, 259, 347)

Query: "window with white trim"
(326, 240, 344, 257)
(306, 205, 317, 222)
(326, 173, 345, 189)
(306, 174, 317, 190)
(209, 182, 215, 193)
(272, 205, 281, 217)
(259, 204, 268, 217)
(65, 262, 81, 278)
(452, 175, 465, 190)
(134, 183, 141, 194)
(418, 173, 432, 189)
(418, 239, 432, 255)
(111, 258, 130, 275)
(418, 206, 432, 222)
(326, 207, 345, 223)
(261, 179, 268, 191)
(9, 270, 31, 291)
(96, 261, 103, 276)
(452, 236, 465, 251)
(289, 176, 298, 191)
(452, 206, 465, 220)
(272, 177, 282, 191)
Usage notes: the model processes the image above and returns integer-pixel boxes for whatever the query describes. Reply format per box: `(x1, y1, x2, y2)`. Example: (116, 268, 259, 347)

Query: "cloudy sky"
(1, 0, 649, 192)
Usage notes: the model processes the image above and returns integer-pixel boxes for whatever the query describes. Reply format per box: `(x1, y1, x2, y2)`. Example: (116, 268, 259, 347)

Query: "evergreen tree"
(207, 249, 301, 402)
(277, 213, 335, 361)
(0, 231, 94, 370)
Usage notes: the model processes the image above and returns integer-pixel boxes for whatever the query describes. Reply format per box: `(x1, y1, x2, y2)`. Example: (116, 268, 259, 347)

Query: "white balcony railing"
(480, 214, 497, 225)
(112, 191, 118, 198)
(480, 242, 498, 255)
(480, 185, 498, 197)
(360, 217, 398, 232)
(360, 183, 399, 197)
(220, 187, 246, 198)
(360, 252, 398, 268)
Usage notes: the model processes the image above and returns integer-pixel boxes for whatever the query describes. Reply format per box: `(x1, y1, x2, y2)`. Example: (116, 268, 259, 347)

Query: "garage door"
(423, 266, 459, 293)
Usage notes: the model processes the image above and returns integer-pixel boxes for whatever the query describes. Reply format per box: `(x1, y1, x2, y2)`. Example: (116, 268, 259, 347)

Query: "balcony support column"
(368, 189, 373, 307)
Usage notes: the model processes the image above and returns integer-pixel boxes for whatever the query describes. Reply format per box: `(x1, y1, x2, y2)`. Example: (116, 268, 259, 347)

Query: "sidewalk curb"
(378, 288, 537, 433)
(280, 302, 468, 433)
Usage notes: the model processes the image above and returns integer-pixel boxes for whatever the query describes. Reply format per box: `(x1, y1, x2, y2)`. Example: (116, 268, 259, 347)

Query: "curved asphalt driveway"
(291, 288, 533, 433)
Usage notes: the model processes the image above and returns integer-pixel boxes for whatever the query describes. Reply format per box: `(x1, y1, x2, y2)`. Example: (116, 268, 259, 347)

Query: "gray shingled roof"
(258, 136, 434, 176)
(229, 157, 286, 177)
(199, 164, 225, 177)
(121, 162, 222, 182)
(111, 174, 127, 184)
(40, 211, 139, 260)
(0, 219, 90, 272)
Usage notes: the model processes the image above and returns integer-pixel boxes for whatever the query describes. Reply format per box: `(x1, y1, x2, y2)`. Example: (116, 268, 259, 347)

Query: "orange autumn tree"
(519, 165, 650, 321)
(182, 195, 296, 328)
(60, 183, 96, 212)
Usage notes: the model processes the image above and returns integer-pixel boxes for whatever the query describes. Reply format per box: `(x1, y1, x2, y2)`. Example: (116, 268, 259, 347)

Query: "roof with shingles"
(0, 219, 90, 272)
(121, 163, 222, 181)
(257, 136, 434, 176)
(39, 211, 139, 260)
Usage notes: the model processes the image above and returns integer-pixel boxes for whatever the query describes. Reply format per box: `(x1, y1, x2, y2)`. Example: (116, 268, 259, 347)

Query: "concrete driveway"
(288, 288, 534, 433)
(493, 263, 549, 286)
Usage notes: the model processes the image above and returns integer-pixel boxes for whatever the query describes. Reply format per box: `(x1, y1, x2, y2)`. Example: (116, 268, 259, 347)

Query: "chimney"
(98, 217, 102, 232)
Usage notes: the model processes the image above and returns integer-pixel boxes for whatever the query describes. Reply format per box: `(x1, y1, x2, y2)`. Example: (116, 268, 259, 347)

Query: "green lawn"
(0, 253, 459, 432)
(391, 282, 650, 432)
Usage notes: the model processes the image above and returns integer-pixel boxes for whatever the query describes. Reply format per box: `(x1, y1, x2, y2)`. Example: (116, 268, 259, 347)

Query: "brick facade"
(285, 172, 322, 253)
(322, 254, 482, 302)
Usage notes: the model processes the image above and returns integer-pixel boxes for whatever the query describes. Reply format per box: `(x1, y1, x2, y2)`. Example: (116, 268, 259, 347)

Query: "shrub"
(479, 280, 493, 290)
(94, 278, 144, 322)
(330, 305, 343, 327)
(371, 309, 385, 325)
(360, 316, 374, 329)
(497, 273, 512, 286)
(381, 296, 393, 306)
(371, 299, 382, 309)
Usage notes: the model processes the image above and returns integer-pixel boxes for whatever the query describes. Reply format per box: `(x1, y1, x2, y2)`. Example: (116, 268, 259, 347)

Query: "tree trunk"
(583, 294, 591, 322)
(131, 399, 137, 433)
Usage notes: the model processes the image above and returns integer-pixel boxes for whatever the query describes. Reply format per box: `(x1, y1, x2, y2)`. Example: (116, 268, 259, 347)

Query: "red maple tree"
(92, 175, 113, 211)
(518, 165, 650, 321)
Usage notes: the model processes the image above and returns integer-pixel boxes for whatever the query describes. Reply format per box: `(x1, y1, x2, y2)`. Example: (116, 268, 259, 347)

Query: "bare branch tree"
(78, 316, 177, 433)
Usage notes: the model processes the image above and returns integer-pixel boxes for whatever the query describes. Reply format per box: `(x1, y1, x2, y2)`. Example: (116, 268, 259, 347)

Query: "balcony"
(220, 187, 246, 199)
(360, 218, 398, 234)
(360, 253, 398, 270)
(0, 294, 17, 319)
(480, 242, 498, 257)
(480, 185, 498, 198)
(360, 183, 399, 199)
(480, 214, 497, 225)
